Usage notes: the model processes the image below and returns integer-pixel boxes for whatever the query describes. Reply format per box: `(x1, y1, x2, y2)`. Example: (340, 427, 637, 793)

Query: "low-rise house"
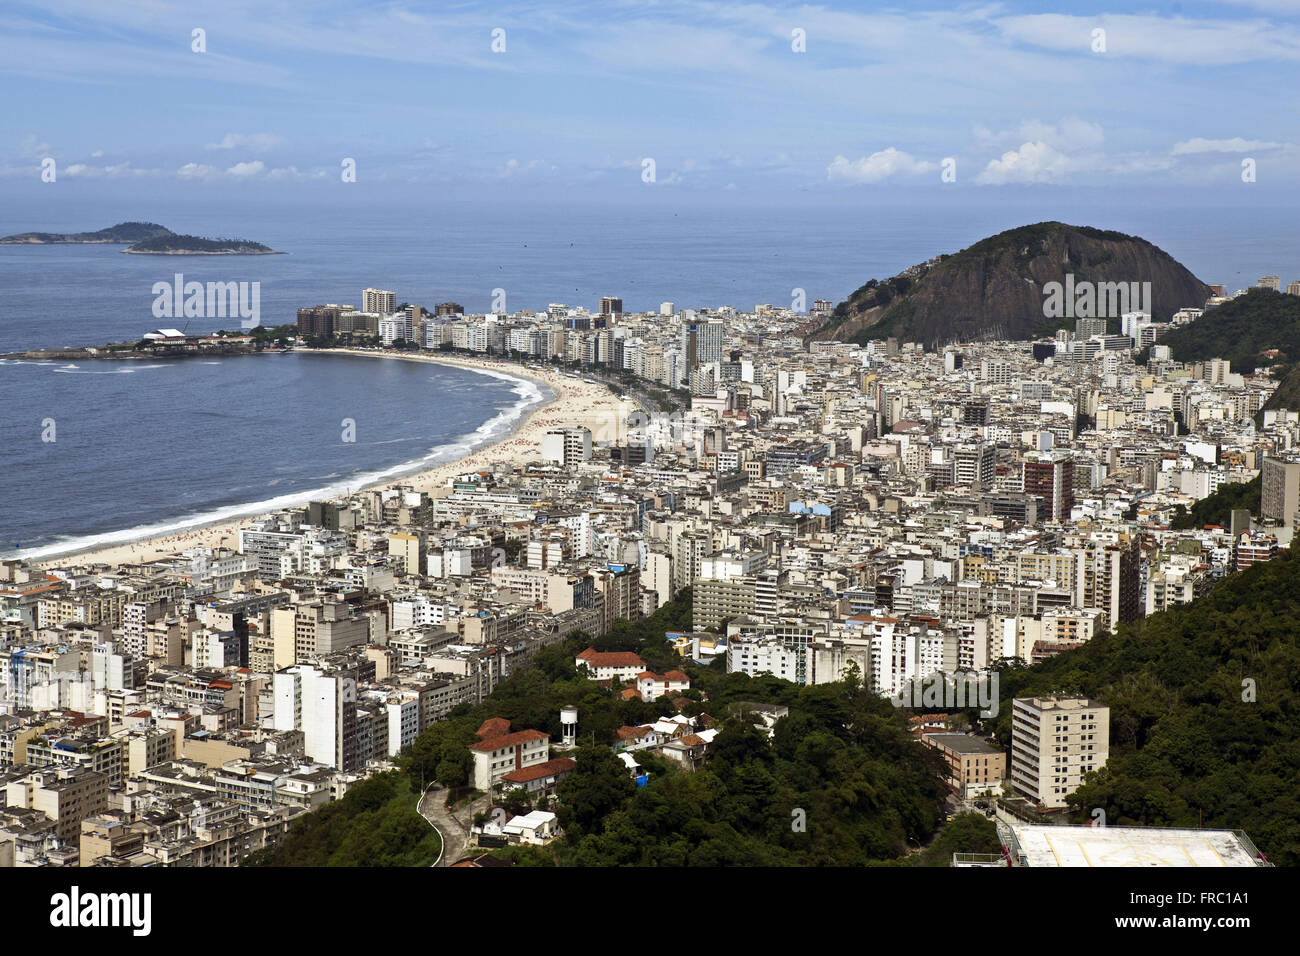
(575, 648, 645, 681)
(502, 809, 559, 845)
(499, 756, 575, 796)
(635, 669, 691, 701)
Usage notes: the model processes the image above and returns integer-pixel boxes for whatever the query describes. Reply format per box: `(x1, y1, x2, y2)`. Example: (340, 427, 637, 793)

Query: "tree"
(555, 745, 635, 837)
(502, 787, 532, 817)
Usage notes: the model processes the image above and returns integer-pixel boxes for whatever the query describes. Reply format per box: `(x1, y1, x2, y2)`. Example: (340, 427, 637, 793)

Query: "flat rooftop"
(1006, 824, 1267, 867)
(924, 733, 1001, 755)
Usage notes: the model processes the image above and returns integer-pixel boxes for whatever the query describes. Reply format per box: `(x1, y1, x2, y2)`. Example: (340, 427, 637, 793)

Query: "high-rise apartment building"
(682, 321, 724, 374)
(953, 444, 995, 486)
(362, 288, 397, 315)
(297, 305, 340, 337)
(1022, 451, 1075, 523)
(1010, 695, 1109, 809)
(599, 296, 623, 317)
(1261, 455, 1300, 529)
(272, 664, 359, 771)
(541, 428, 592, 466)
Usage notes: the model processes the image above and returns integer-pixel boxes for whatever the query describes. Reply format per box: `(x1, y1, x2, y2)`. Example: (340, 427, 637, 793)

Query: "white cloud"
(266, 166, 326, 181)
(177, 162, 221, 180)
(227, 161, 266, 178)
(976, 141, 1070, 184)
(499, 158, 551, 179)
(995, 13, 1300, 66)
(974, 117, 1103, 153)
(1172, 137, 1284, 154)
(827, 148, 937, 183)
(206, 133, 283, 151)
(62, 161, 148, 179)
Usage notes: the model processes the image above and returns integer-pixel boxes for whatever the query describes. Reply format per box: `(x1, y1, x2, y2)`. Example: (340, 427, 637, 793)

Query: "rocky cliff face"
(811, 222, 1211, 349)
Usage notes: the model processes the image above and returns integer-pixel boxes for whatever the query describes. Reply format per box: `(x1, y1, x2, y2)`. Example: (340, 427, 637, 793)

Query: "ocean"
(1, 188, 1295, 557)
(0, 353, 541, 559)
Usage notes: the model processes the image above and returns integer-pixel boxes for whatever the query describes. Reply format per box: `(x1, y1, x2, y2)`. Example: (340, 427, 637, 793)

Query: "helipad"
(1004, 824, 1268, 867)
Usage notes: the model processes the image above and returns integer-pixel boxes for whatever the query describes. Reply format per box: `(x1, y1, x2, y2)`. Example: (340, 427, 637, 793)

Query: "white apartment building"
(469, 729, 551, 791)
(1010, 695, 1110, 809)
(541, 428, 593, 467)
(379, 313, 414, 345)
(385, 692, 420, 757)
(272, 665, 359, 771)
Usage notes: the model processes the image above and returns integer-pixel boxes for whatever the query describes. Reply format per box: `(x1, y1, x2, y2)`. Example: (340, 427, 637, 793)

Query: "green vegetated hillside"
(1151, 287, 1300, 370)
(243, 772, 441, 866)
(1169, 475, 1260, 530)
(992, 548, 1300, 865)
(124, 234, 277, 253)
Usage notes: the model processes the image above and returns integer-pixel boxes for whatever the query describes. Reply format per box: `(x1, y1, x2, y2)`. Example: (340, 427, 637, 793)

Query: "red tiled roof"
(616, 725, 654, 740)
(476, 717, 512, 740)
(501, 757, 576, 784)
(577, 648, 645, 668)
(469, 729, 549, 752)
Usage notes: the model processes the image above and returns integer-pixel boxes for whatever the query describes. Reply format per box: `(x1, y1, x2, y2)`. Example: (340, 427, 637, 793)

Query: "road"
(418, 783, 490, 867)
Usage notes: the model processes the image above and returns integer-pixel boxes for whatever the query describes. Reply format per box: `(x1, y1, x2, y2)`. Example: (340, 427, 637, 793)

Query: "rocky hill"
(810, 222, 1212, 349)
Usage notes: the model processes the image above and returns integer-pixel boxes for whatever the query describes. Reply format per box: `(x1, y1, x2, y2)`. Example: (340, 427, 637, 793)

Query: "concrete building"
(1261, 455, 1300, 529)
(541, 428, 593, 466)
(1010, 695, 1109, 809)
(271, 665, 359, 771)
(4, 767, 108, 846)
(923, 733, 1006, 795)
(1001, 823, 1271, 867)
(469, 727, 551, 791)
(362, 288, 397, 315)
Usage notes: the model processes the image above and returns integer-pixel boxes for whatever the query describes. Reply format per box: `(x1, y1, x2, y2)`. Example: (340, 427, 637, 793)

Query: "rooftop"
(1005, 824, 1270, 867)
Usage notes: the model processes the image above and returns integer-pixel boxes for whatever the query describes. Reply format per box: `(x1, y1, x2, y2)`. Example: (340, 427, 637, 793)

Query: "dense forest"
(1146, 288, 1300, 370)
(1169, 475, 1260, 529)
(243, 772, 441, 866)
(125, 234, 277, 253)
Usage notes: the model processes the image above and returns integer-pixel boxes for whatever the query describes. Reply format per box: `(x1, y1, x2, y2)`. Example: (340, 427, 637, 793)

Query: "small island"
(0, 221, 282, 255)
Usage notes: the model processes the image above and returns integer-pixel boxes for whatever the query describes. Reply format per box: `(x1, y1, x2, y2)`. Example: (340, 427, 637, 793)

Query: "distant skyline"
(3, 0, 1300, 202)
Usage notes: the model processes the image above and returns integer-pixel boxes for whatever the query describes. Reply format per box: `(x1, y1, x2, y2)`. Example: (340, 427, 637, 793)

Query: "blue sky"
(2, 0, 1300, 201)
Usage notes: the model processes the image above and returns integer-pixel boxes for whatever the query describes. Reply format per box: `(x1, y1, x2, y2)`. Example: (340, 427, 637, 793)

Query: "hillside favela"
(0, 0, 1293, 933)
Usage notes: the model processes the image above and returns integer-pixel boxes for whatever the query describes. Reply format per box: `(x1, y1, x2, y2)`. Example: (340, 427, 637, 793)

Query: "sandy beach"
(36, 350, 634, 570)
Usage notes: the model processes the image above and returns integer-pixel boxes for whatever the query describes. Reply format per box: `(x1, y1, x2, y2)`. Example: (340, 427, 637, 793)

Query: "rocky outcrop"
(811, 222, 1211, 349)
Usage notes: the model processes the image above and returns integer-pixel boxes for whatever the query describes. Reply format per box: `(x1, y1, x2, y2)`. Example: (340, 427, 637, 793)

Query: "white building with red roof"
(635, 669, 690, 701)
(470, 723, 552, 791)
(575, 647, 645, 681)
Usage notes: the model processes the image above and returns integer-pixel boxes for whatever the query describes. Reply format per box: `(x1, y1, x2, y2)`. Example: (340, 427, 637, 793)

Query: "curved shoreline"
(31, 351, 630, 569)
